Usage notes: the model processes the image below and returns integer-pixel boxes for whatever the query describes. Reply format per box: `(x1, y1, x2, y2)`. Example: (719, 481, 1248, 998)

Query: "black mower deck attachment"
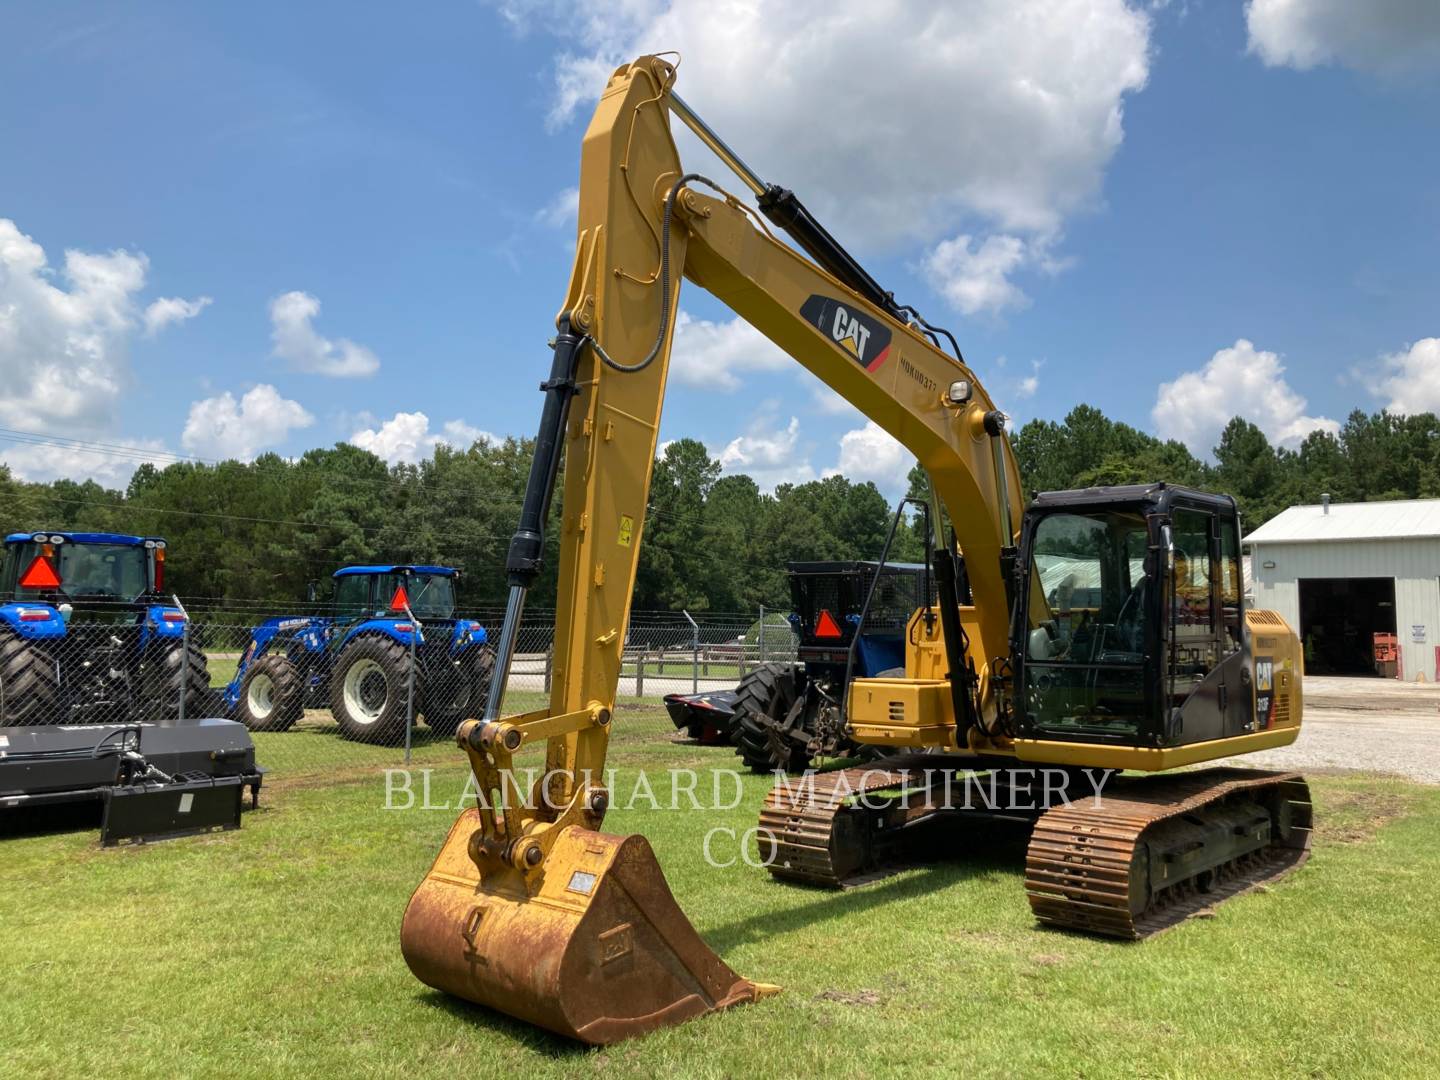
(663, 689, 739, 745)
(0, 718, 264, 845)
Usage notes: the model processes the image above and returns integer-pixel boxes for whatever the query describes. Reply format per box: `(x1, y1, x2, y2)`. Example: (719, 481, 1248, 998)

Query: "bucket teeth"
(401, 810, 776, 1045)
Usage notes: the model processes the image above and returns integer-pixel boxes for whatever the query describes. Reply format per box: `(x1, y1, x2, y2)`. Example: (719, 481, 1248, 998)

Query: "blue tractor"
(0, 531, 212, 725)
(224, 565, 492, 744)
(729, 559, 940, 772)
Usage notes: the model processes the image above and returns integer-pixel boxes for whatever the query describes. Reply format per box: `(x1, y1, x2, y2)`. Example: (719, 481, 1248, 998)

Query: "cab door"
(1215, 510, 1252, 736)
(1165, 504, 1249, 744)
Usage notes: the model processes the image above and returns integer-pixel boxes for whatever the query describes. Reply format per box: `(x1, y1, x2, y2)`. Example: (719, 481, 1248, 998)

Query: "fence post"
(758, 604, 766, 666)
(682, 611, 698, 694)
(172, 594, 189, 724)
(635, 651, 644, 697)
(403, 600, 420, 765)
(544, 645, 553, 694)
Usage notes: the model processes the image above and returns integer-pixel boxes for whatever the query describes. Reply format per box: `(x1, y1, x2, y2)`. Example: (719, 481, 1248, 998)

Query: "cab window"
(1219, 518, 1243, 653)
(1167, 508, 1225, 692)
(334, 575, 371, 617)
(1021, 509, 1150, 738)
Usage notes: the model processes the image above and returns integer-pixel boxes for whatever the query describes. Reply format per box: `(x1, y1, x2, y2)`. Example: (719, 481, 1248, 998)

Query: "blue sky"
(1, 1, 1437, 495)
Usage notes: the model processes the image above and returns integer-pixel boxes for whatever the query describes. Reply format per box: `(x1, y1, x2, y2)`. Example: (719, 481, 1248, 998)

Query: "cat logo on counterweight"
(800, 295, 892, 372)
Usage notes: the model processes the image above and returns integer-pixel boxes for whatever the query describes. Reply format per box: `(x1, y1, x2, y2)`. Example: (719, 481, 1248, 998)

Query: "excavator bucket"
(401, 809, 776, 1045)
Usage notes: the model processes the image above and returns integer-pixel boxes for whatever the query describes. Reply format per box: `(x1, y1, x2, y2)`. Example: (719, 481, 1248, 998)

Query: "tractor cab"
(786, 560, 941, 680)
(1010, 483, 1259, 753)
(1, 531, 169, 620)
(329, 565, 459, 622)
(0, 531, 210, 726)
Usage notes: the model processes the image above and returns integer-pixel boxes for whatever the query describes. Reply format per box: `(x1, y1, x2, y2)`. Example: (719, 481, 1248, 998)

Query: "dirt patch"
(1316, 789, 1411, 844)
(815, 988, 885, 1007)
(1030, 953, 1065, 967)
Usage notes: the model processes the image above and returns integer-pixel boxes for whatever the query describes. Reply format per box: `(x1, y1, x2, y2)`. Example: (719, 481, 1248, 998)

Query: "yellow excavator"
(401, 55, 1312, 1045)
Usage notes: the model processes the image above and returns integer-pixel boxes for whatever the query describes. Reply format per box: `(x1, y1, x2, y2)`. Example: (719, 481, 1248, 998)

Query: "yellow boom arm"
(401, 54, 1023, 1045)
(511, 55, 1020, 809)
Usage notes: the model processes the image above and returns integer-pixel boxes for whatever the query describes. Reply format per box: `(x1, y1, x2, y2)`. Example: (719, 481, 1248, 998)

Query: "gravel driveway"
(1219, 675, 1440, 784)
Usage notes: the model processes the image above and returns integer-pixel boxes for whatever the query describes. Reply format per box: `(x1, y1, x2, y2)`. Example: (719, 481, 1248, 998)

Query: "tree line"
(1, 405, 1434, 614)
(1013, 406, 1440, 527)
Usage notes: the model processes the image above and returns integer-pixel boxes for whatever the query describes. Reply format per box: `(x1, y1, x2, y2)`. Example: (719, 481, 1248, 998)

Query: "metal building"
(1246, 496, 1440, 681)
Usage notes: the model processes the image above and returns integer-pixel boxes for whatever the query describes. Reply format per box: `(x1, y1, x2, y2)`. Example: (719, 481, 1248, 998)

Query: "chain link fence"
(0, 601, 798, 784)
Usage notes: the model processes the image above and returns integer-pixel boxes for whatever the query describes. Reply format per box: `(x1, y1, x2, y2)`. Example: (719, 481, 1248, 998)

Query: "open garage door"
(1298, 577, 1397, 676)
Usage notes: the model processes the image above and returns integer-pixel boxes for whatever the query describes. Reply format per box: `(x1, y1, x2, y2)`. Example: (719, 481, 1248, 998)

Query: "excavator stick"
(403, 809, 775, 1044)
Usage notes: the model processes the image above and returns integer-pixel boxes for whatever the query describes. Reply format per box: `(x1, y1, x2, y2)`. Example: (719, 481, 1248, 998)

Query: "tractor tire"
(0, 634, 62, 726)
(730, 662, 811, 774)
(141, 638, 213, 722)
(424, 644, 495, 737)
(237, 653, 303, 732)
(330, 635, 412, 744)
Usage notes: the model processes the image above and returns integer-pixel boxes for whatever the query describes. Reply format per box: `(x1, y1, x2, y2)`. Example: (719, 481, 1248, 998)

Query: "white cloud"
(825, 421, 913, 496)
(503, 1, 1152, 313)
(1371, 337, 1440, 414)
(921, 234, 1033, 316)
(1152, 339, 1339, 455)
(349, 410, 498, 465)
(143, 295, 212, 336)
(716, 414, 816, 490)
(669, 310, 789, 391)
(0, 217, 147, 431)
(270, 291, 380, 377)
(1014, 360, 1044, 400)
(1246, 0, 1440, 75)
(535, 185, 579, 228)
(0, 438, 173, 488)
(181, 384, 314, 461)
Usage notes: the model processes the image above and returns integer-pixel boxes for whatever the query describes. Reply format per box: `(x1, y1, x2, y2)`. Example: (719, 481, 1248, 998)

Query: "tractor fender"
(140, 604, 189, 647)
(0, 603, 67, 641)
(336, 618, 421, 652)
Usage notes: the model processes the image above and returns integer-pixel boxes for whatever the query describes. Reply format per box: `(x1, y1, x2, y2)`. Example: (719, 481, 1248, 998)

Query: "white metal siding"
(1249, 537, 1440, 681)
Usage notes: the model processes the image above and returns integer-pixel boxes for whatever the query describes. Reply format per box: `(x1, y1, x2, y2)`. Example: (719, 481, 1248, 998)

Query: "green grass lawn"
(4, 703, 1439, 1079)
(205, 654, 239, 688)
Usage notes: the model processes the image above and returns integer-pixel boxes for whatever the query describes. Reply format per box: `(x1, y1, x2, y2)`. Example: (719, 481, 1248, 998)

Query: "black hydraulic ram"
(483, 321, 586, 721)
(668, 92, 905, 325)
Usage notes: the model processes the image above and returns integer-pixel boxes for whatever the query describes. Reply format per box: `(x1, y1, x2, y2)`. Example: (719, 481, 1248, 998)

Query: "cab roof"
(333, 565, 456, 578)
(1028, 483, 1237, 515)
(786, 560, 927, 576)
(5, 531, 162, 547)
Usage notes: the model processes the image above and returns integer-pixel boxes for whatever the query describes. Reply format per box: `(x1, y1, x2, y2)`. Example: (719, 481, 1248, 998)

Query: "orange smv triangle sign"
(389, 584, 410, 611)
(815, 608, 843, 639)
(20, 556, 62, 589)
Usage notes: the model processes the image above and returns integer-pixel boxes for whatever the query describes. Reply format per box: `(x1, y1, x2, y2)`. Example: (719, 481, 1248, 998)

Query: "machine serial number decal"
(800, 295, 892, 372)
(900, 356, 936, 393)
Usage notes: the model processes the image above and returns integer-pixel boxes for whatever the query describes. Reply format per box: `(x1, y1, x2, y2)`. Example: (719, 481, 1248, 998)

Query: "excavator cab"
(1011, 483, 1298, 763)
